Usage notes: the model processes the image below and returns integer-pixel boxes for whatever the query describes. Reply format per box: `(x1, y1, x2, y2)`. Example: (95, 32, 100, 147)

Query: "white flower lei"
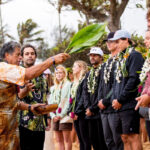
(87, 64, 102, 94)
(71, 81, 79, 99)
(115, 47, 133, 83)
(103, 55, 116, 84)
(139, 58, 150, 82)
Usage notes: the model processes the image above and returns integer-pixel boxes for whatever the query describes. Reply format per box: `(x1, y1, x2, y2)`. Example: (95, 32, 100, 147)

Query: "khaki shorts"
(53, 121, 72, 131)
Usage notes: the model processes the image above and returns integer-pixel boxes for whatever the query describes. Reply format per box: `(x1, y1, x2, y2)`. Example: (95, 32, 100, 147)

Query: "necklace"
(115, 47, 133, 83)
(103, 55, 116, 84)
(87, 64, 102, 94)
(139, 49, 150, 83)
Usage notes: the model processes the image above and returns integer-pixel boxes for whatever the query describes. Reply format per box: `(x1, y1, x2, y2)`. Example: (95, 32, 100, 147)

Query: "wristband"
(51, 57, 55, 65)
(28, 104, 31, 112)
(51, 57, 57, 70)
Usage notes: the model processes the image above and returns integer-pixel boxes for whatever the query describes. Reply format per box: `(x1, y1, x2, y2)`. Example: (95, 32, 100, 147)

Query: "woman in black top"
(68, 60, 91, 150)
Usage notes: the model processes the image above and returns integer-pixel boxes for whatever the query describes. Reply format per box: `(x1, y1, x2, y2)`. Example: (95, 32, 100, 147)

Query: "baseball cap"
(109, 30, 131, 41)
(104, 32, 115, 42)
(87, 47, 104, 56)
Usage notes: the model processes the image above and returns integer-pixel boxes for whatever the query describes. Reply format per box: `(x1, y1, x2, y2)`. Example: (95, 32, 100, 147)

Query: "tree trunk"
(108, 17, 121, 31)
(147, 0, 150, 8)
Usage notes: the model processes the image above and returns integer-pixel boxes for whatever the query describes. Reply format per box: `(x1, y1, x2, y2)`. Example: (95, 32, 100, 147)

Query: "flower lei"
(138, 49, 150, 93)
(103, 55, 116, 84)
(87, 64, 102, 94)
(115, 47, 133, 83)
(139, 49, 150, 83)
(54, 81, 64, 114)
(69, 78, 84, 118)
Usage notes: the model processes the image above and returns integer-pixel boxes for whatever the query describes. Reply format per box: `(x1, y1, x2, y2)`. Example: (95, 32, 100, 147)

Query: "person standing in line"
(109, 30, 144, 150)
(18, 44, 50, 150)
(135, 29, 150, 141)
(135, 9, 150, 141)
(83, 47, 108, 150)
(43, 69, 55, 150)
(0, 41, 70, 150)
(98, 32, 123, 150)
(49, 65, 72, 150)
(68, 60, 91, 150)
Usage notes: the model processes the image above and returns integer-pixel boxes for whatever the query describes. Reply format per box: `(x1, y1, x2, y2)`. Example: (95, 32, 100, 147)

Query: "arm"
(25, 53, 70, 81)
(83, 73, 91, 109)
(0, 53, 70, 86)
(74, 79, 85, 115)
(18, 81, 35, 99)
(118, 52, 144, 104)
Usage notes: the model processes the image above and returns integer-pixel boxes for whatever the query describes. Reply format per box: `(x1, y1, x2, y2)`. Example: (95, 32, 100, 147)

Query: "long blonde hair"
(73, 60, 88, 81)
(54, 65, 68, 86)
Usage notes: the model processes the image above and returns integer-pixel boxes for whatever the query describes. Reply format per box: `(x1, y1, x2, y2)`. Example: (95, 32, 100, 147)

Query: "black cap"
(104, 32, 115, 42)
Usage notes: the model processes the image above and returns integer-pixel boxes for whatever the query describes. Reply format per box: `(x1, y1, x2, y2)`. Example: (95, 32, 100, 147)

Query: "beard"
(25, 60, 35, 67)
(90, 60, 100, 66)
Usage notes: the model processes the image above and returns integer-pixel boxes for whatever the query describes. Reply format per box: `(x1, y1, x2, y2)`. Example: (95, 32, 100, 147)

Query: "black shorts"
(117, 109, 140, 134)
(53, 121, 72, 131)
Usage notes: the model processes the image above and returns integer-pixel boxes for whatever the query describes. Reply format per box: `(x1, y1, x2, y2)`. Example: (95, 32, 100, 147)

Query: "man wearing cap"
(83, 47, 107, 150)
(98, 32, 123, 150)
(109, 30, 144, 150)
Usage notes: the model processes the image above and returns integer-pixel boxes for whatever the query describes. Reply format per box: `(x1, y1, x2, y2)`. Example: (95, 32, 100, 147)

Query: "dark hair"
(120, 38, 133, 46)
(0, 41, 21, 59)
(21, 44, 37, 56)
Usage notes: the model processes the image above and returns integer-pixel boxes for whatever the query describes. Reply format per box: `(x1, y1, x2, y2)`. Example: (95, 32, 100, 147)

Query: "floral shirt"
(0, 62, 25, 150)
(19, 74, 48, 131)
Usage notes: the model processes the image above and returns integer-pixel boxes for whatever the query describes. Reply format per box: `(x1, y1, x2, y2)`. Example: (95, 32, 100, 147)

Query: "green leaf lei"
(115, 46, 133, 83)
(87, 64, 102, 94)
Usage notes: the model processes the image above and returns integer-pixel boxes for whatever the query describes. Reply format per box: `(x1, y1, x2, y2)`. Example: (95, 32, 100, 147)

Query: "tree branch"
(61, 0, 108, 22)
(117, 0, 129, 18)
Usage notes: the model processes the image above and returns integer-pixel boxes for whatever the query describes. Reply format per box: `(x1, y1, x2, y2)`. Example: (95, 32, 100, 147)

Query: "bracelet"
(28, 104, 31, 112)
(51, 57, 57, 70)
(51, 57, 55, 65)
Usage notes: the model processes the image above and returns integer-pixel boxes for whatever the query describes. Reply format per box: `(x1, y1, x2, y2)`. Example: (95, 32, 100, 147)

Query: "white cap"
(88, 47, 104, 56)
(44, 69, 51, 74)
(109, 30, 131, 41)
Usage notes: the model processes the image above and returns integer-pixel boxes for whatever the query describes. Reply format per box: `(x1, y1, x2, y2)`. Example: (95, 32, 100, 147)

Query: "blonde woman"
(68, 60, 91, 150)
(48, 65, 72, 150)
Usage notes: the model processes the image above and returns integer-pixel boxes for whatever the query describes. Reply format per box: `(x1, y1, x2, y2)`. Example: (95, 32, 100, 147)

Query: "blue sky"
(1, 0, 147, 47)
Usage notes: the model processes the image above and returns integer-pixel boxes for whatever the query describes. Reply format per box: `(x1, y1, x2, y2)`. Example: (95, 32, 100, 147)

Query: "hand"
(31, 103, 46, 115)
(46, 119, 51, 131)
(135, 94, 150, 110)
(53, 116, 61, 122)
(85, 108, 93, 116)
(98, 100, 106, 110)
(53, 53, 70, 64)
(112, 99, 122, 110)
(74, 115, 78, 120)
(25, 81, 35, 92)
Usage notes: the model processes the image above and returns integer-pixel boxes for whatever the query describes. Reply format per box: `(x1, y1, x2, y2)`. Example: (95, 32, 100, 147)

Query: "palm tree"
(17, 18, 44, 45)
(0, 0, 13, 46)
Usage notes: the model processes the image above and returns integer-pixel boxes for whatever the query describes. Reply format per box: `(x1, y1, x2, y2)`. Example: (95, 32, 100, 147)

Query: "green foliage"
(17, 19, 44, 45)
(131, 34, 147, 58)
(65, 23, 107, 54)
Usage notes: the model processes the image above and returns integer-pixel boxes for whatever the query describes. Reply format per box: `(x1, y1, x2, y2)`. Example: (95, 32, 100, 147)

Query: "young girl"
(68, 60, 91, 150)
(48, 65, 72, 150)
